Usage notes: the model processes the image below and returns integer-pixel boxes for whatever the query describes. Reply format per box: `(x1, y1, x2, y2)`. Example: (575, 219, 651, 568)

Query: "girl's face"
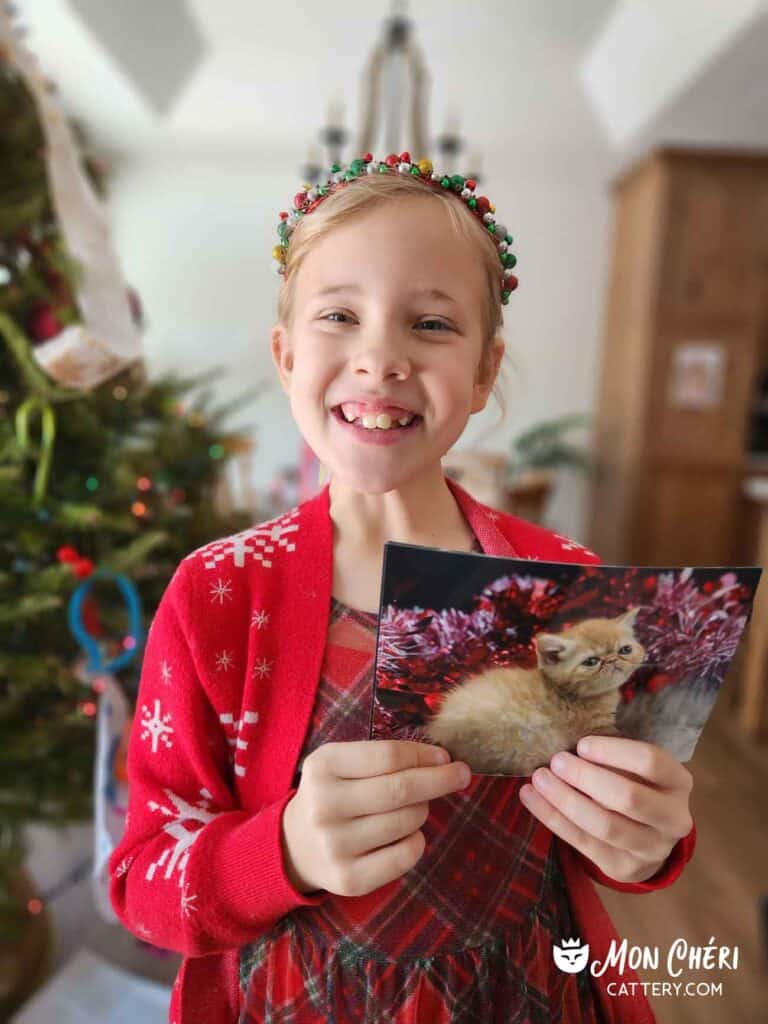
(271, 197, 503, 494)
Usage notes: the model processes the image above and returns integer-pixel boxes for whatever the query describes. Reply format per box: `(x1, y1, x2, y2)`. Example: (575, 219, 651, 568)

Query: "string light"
(131, 501, 147, 517)
(27, 899, 43, 915)
(79, 700, 97, 717)
(85, 476, 99, 491)
(136, 476, 152, 491)
(209, 444, 224, 460)
(112, 385, 128, 400)
(122, 636, 136, 651)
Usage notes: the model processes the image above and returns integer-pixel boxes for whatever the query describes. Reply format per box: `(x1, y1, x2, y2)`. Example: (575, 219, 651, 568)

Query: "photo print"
(368, 543, 762, 777)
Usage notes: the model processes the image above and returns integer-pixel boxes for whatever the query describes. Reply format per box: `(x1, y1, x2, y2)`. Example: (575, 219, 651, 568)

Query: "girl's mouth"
(330, 405, 422, 445)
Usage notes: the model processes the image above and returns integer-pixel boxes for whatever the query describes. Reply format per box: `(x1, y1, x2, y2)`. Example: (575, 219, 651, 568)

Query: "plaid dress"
(239, 578, 605, 1023)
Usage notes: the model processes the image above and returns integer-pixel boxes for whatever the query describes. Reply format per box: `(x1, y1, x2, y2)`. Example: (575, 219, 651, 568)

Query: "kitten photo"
(423, 608, 645, 775)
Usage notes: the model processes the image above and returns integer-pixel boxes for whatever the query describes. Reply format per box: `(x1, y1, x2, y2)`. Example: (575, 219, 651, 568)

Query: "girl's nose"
(350, 337, 412, 379)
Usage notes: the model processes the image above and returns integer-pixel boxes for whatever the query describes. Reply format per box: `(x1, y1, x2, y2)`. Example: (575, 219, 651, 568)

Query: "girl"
(109, 153, 696, 1024)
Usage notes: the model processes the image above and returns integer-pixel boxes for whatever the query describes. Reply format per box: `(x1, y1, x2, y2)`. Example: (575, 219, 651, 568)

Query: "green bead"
(440, 176, 451, 188)
(409, 165, 421, 176)
(505, 234, 513, 244)
(343, 171, 355, 180)
(378, 162, 388, 172)
(450, 174, 465, 190)
(350, 159, 365, 174)
(468, 197, 477, 209)
(502, 252, 516, 268)
(487, 223, 496, 234)
(330, 162, 341, 173)
(502, 289, 511, 301)
(318, 185, 328, 195)
(277, 222, 289, 238)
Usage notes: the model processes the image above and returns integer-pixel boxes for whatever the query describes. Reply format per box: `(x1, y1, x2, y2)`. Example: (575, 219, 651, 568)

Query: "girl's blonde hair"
(275, 172, 508, 423)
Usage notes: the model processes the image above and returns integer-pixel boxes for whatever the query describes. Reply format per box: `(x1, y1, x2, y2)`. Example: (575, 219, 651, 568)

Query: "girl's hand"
(281, 740, 471, 897)
(519, 735, 694, 884)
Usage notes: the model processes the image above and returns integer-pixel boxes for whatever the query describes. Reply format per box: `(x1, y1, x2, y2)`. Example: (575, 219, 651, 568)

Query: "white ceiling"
(14, 0, 617, 171)
(12, 0, 768, 176)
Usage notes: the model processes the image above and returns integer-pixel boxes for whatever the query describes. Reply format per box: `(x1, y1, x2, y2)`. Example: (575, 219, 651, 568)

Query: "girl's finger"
(547, 750, 682, 834)
(526, 766, 668, 858)
(575, 736, 692, 793)
(519, 782, 634, 877)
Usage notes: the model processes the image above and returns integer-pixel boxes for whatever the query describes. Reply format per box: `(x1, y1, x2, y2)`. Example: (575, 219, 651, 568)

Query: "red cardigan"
(109, 477, 696, 1024)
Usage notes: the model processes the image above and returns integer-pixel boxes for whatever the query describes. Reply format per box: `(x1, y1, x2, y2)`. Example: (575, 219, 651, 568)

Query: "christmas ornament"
(26, 303, 61, 343)
(273, 152, 519, 305)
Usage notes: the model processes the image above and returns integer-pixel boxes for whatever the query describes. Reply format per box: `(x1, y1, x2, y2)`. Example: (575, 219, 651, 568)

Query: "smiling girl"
(110, 154, 695, 1024)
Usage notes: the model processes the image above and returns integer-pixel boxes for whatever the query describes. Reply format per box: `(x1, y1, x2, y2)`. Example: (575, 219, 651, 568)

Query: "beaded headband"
(271, 152, 519, 305)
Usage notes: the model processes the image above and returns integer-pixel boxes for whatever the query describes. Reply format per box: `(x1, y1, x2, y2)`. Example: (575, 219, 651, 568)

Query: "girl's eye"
(320, 313, 450, 331)
(416, 319, 450, 331)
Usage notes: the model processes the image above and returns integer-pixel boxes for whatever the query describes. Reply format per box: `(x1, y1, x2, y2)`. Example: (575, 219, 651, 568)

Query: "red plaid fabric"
(239, 591, 604, 1023)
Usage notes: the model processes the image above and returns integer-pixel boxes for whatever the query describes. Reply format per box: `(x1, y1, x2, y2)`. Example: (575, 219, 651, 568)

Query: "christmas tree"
(0, 9, 261, 956)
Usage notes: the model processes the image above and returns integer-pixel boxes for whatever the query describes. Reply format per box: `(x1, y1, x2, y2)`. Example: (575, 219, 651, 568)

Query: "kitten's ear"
(616, 606, 642, 626)
(536, 633, 568, 665)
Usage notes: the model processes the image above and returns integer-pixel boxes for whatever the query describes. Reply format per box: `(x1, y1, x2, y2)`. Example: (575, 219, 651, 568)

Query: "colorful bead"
(418, 158, 433, 175)
(272, 244, 283, 261)
(475, 196, 490, 214)
(385, 153, 399, 167)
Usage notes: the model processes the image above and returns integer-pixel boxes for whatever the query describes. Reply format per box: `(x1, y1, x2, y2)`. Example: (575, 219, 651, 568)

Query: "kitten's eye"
(582, 656, 600, 667)
(618, 645, 633, 655)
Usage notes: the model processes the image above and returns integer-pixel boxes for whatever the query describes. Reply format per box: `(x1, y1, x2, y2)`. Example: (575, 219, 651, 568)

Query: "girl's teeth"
(338, 407, 416, 429)
(361, 413, 392, 429)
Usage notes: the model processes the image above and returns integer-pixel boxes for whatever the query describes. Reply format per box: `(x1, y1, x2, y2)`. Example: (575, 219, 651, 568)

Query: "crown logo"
(559, 938, 583, 949)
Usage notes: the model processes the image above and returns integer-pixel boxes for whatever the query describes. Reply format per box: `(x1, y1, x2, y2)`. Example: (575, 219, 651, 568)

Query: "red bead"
(363, 152, 373, 163)
(74, 558, 95, 579)
(56, 545, 79, 564)
(465, 179, 477, 191)
(399, 151, 411, 163)
(279, 211, 289, 220)
(384, 153, 399, 167)
(293, 192, 307, 209)
(475, 195, 490, 214)
(506, 274, 519, 291)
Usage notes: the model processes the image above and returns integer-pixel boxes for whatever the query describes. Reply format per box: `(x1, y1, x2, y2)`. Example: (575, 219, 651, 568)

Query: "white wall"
(108, 149, 613, 543)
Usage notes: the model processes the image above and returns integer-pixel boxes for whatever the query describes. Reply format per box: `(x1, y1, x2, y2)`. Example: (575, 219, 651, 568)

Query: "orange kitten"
(423, 608, 645, 775)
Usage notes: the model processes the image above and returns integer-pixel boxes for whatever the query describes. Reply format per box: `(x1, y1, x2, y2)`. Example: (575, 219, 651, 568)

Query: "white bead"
(366, 162, 377, 174)
(494, 223, 507, 239)
(398, 162, 410, 173)
(498, 241, 507, 252)
(431, 172, 440, 181)
(461, 188, 471, 199)
(504, 268, 515, 278)
(483, 213, 494, 224)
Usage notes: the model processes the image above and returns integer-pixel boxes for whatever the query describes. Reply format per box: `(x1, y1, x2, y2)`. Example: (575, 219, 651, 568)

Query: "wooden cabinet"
(589, 147, 768, 565)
